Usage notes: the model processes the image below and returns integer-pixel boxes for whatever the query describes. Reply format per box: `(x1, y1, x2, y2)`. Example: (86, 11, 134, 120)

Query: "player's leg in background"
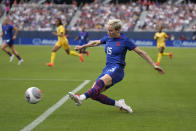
(79, 48, 89, 56)
(156, 47, 164, 66)
(48, 45, 61, 67)
(1, 43, 12, 57)
(162, 47, 173, 59)
(64, 42, 84, 62)
(10, 45, 23, 65)
(1, 43, 15, 62)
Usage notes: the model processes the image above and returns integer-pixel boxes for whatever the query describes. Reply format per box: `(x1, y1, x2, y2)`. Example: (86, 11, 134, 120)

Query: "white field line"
(21, 80, 90, 131)
(0, 78, 84, 82)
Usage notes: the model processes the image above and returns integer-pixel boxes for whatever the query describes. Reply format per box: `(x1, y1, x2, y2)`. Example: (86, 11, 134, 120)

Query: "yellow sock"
(157, 53, 162, 63)
(162, 52, 169, 56)
(50, 52, 56, 64)
(70, 51, 80, 57)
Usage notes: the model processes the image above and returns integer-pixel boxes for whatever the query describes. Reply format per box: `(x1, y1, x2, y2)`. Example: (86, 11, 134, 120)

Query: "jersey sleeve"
(100, 35, 108, 44)
(126, 39, 136, 51)
(154, 33, 157, 40)
(164, 32, 168, 38)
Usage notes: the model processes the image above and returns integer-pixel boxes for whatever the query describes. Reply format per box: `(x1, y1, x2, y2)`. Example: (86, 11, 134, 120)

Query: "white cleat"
(68, 92, 82, 106)
(9, 54, 14, 62)
(118, 99, 133, 113)
(18, 59, 24, 65)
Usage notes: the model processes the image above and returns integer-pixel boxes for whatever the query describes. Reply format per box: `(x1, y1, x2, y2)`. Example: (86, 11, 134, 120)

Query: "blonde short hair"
(107, 19, 122, 31)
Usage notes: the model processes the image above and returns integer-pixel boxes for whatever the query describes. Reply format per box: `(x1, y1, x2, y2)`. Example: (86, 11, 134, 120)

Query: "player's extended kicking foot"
(169, 52, 173, 59)
(9, 54, 14, 62)
(18, 59, 24, 65)
(118, 99, 133, 113)
(79, 54, 84, 63)
(47, 62, 54, 67)
(68, 92, 82, 106)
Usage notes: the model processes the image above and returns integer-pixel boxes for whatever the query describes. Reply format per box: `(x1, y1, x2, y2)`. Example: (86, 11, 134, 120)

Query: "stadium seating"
(8, 4, 77, 31)
(137, 3, 196, 31)
(71, 2, 142, 31)
(6, 2, 196, 31)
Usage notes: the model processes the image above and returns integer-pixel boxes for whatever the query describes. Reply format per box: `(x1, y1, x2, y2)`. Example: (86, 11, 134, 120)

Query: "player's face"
(4, 18, 9, 25)
(82, 27, 85, 32)
(55, 19, 60, 26)
(107, 25, 120, 38)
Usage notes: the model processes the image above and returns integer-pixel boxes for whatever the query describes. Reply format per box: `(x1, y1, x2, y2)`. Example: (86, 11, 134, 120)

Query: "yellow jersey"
(154, 32, 167, 45)
(57, 25, 66, 41)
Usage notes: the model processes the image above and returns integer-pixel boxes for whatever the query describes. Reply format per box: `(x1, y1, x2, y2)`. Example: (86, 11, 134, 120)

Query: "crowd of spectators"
(71, 2, 142, 31)
(138, 3, 196, 31)
(4, 1, 196, 32)
(8, 3, 77, 31)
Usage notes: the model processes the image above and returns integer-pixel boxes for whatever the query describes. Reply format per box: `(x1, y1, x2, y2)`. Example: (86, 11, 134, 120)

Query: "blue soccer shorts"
(96, 64, 124, 89)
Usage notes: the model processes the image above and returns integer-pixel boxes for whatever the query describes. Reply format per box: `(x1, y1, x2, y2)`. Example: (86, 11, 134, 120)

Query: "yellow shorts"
(55, 38, 70, 50)
(157, 43, 166, 48)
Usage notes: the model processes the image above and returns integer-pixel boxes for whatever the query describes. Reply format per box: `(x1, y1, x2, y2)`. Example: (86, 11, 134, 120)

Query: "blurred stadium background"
(0, 0, 196, 46)
(0, 0, 196, 131)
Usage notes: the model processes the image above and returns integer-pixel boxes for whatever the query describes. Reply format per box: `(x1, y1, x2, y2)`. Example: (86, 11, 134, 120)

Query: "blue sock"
(84, 79, 105, 98)
(91, 94, 115, 106)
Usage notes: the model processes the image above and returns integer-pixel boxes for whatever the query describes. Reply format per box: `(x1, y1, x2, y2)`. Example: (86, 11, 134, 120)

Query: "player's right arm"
(75, 35, 107, 50)
(75, 40, 101, 50)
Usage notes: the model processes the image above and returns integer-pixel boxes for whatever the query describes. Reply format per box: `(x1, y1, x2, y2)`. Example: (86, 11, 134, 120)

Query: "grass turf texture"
(0, 46, 196, 131)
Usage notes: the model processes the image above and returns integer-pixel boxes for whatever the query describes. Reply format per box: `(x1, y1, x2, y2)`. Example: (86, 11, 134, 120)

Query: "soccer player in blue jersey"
(1, 17, 23, 65)
(69, 19, 164, 113)
(74, 26, 89, 56)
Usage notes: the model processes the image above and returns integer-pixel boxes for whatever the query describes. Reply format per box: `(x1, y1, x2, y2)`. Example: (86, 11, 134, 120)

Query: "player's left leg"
(79, 48, 89, 56)
(65, 48, 84, 63)
(10, 45, 23, 65)
(1, 43, 14, 62)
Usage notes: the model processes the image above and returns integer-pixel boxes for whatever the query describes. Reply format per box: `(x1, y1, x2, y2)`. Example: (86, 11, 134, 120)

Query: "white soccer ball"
(25, 87, 42, 104)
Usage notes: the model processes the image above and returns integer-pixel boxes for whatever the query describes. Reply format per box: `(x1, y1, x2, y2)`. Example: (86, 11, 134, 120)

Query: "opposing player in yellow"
(47, 18, 83, 67)
(154, 26, 172, 66)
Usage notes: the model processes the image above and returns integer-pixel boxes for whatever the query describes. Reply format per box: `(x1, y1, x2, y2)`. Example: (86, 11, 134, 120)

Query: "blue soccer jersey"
(2, 24, 14, 40)
(78, 32, 88, 45)
(100, 34, 136, 67)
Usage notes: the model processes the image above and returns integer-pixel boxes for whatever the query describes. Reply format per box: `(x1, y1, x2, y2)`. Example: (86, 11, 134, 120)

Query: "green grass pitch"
(0, 46, 196, 131)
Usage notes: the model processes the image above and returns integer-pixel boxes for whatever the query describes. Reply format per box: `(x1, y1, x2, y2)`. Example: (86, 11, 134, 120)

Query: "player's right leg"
(10, 45, 23, 65)
(156, 47, 164, 66)
(47, 44, 61, 67)
(1, 43, 14, 62)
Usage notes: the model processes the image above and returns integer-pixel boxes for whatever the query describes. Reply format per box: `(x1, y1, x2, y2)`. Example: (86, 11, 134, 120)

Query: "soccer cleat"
(118, 99, 133, 113)
(9, 54, 14, 62)
(79, 54, 84, 63)
(47, 62, 54, 67)
(86, 51, 90, 57)
(18, 59, 24, 65)
(169, 52, 173, 59)
(155, 62, 160, 66)
(68, 92, 82, 106)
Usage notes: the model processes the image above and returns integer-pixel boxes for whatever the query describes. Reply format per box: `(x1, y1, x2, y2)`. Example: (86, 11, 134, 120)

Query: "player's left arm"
(164, 32, 168, 40)
(13, 26, 18, 40)
(133, 47, 164, 74)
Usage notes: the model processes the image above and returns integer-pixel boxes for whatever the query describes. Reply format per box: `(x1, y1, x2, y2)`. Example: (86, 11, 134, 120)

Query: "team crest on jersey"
(117, 42, 121, 46)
